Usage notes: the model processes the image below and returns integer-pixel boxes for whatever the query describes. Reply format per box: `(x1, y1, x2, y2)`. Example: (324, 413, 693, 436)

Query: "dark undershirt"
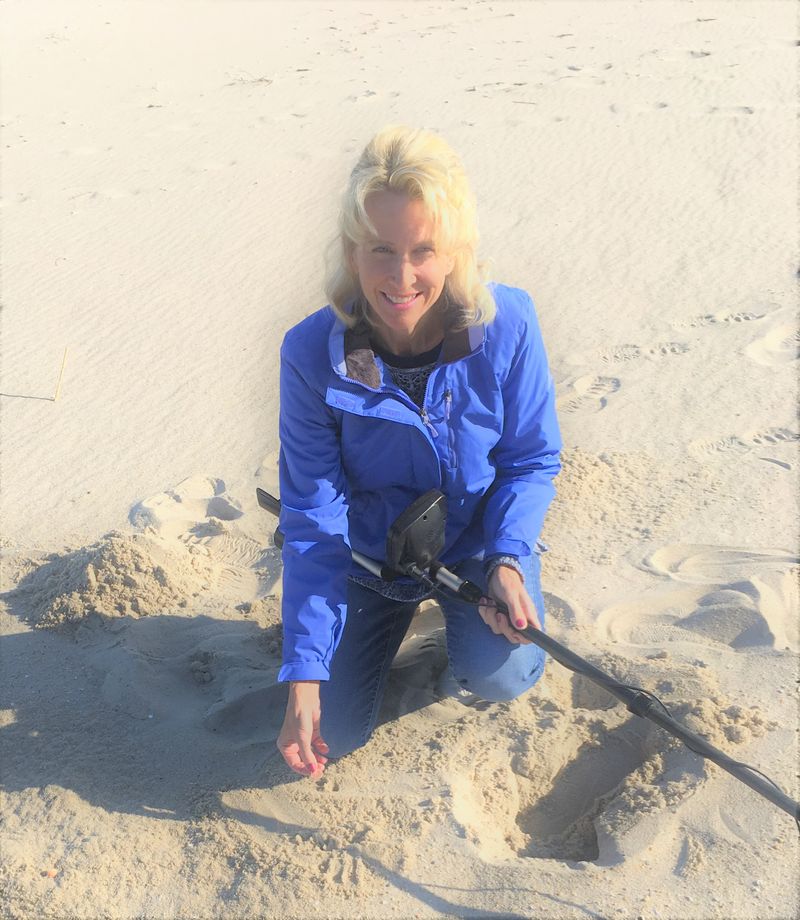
(371, 340, 443, 368)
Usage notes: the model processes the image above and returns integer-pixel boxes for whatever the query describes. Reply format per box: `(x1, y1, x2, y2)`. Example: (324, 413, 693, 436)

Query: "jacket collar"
(342, 322, 382, 389)
(334, 302, 485, 389)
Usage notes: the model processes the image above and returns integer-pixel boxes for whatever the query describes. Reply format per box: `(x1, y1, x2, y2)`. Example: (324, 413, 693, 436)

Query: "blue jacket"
(277, 282, 562, 682)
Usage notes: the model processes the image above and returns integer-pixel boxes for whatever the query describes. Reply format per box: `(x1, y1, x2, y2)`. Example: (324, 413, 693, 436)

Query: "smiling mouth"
(381, 292, 420, 306)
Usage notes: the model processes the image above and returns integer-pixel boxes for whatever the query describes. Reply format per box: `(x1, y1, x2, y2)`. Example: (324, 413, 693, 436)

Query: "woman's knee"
(455, 647, 546, 702)
(319, 688, 381, 759)
(321, 723, 370, 759)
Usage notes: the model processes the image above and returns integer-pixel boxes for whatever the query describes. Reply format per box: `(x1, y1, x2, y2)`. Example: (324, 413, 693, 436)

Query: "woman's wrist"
(289, 680, 320, 694)
(485, 554, 525, 584)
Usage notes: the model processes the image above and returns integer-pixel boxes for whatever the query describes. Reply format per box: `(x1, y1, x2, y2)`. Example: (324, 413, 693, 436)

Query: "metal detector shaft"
(432, 561, 800, 822)
(256, 487, 799, 823)
(517, 625, 798, 818)
(255, 488, 391, 580)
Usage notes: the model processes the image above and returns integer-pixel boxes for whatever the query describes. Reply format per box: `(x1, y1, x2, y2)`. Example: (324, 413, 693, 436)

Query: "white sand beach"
(1, 1, 798, 918)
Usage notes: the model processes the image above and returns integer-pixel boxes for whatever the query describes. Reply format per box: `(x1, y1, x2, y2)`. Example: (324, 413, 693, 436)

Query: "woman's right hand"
(277, 680, 329, 777)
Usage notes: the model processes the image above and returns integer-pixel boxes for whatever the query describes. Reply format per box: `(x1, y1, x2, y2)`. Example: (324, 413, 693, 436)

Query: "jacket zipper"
(420, 407, 438, 438)
(419, 366, 442, 440)
(444, 388, 457, 471)
(337, 367, 443, 483)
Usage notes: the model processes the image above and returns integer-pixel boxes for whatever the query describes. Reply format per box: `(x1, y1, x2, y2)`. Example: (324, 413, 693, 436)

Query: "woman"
(276, 125, 561, 777)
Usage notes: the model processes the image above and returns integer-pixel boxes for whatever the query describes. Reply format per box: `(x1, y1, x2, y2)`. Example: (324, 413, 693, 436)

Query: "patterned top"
(374, 340, 442, 408)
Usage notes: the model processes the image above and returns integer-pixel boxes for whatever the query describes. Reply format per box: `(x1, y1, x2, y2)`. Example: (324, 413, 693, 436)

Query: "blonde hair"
(325, 125, 495, 329)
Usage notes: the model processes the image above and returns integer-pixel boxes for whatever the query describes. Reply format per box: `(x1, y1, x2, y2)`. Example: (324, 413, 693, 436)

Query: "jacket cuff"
(278, 661, 330, 682)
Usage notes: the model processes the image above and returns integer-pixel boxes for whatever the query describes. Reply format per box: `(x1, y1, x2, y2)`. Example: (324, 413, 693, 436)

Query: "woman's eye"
(369, 245, 433, 256)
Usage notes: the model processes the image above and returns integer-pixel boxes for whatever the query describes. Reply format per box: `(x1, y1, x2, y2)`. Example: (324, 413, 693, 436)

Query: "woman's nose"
(390, 255, 416, 288)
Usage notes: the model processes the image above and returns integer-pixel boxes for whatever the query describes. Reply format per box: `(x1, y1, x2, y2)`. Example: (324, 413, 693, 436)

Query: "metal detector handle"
(256, 488, 285, 550)
(256, 488, 282, 517)
(255, 488, 395, 580)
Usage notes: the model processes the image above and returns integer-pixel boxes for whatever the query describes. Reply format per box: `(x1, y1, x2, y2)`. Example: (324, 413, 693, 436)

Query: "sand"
(1, 1, 798, 918)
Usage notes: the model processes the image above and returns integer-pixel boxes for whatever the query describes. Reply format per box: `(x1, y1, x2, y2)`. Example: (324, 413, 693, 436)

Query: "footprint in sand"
(255, 448, 281, 493)
(688, 427, 798, 461)
(560, 375, 620, 414)
(596, 342, 689, 363)
(682, 309, 768, 328)
(750, 428, 799, 447)
(599, 585, 777, 651)
(567, 340, 689, 369)
(131, 476, 272, 596)
(131, 476, 242, 537)
(647, 341, 690, 357)
(542, 591, 581, 632)
(745, 323, 800, 367)
(346, 89, 378, 103)
(599, 344, 642, 364)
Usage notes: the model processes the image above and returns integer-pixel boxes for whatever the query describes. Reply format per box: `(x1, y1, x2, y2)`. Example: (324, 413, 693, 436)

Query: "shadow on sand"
(1, 578, 526, 917)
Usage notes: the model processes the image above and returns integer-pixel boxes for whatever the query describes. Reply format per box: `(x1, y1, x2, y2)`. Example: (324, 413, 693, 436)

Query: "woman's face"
(351, 190, 455, 352)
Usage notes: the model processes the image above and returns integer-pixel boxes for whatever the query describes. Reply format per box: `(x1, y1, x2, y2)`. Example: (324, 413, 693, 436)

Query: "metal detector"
(257, 486, 800, 828)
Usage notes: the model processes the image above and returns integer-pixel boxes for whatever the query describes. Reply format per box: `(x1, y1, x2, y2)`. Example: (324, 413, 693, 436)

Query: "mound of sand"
(8, 532, 215, 627)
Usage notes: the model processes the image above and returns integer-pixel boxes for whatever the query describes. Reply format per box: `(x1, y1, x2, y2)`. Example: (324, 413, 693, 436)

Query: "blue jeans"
(320, 554, 547, 758)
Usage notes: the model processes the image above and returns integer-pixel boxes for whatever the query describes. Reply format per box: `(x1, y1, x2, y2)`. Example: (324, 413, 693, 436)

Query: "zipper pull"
(444, 389, 452, 421)
(420, 407, 438, 437)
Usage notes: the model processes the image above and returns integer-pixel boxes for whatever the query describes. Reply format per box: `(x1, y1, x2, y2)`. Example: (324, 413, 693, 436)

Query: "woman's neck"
(367, 307, 445, 357)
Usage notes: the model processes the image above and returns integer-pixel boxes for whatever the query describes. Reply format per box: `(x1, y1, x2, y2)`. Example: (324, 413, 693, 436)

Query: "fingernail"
(516, 618, 526, 628)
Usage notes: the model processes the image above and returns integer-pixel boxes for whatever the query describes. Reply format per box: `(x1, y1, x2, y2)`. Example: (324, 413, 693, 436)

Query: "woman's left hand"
(478, 564, 541, 645)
